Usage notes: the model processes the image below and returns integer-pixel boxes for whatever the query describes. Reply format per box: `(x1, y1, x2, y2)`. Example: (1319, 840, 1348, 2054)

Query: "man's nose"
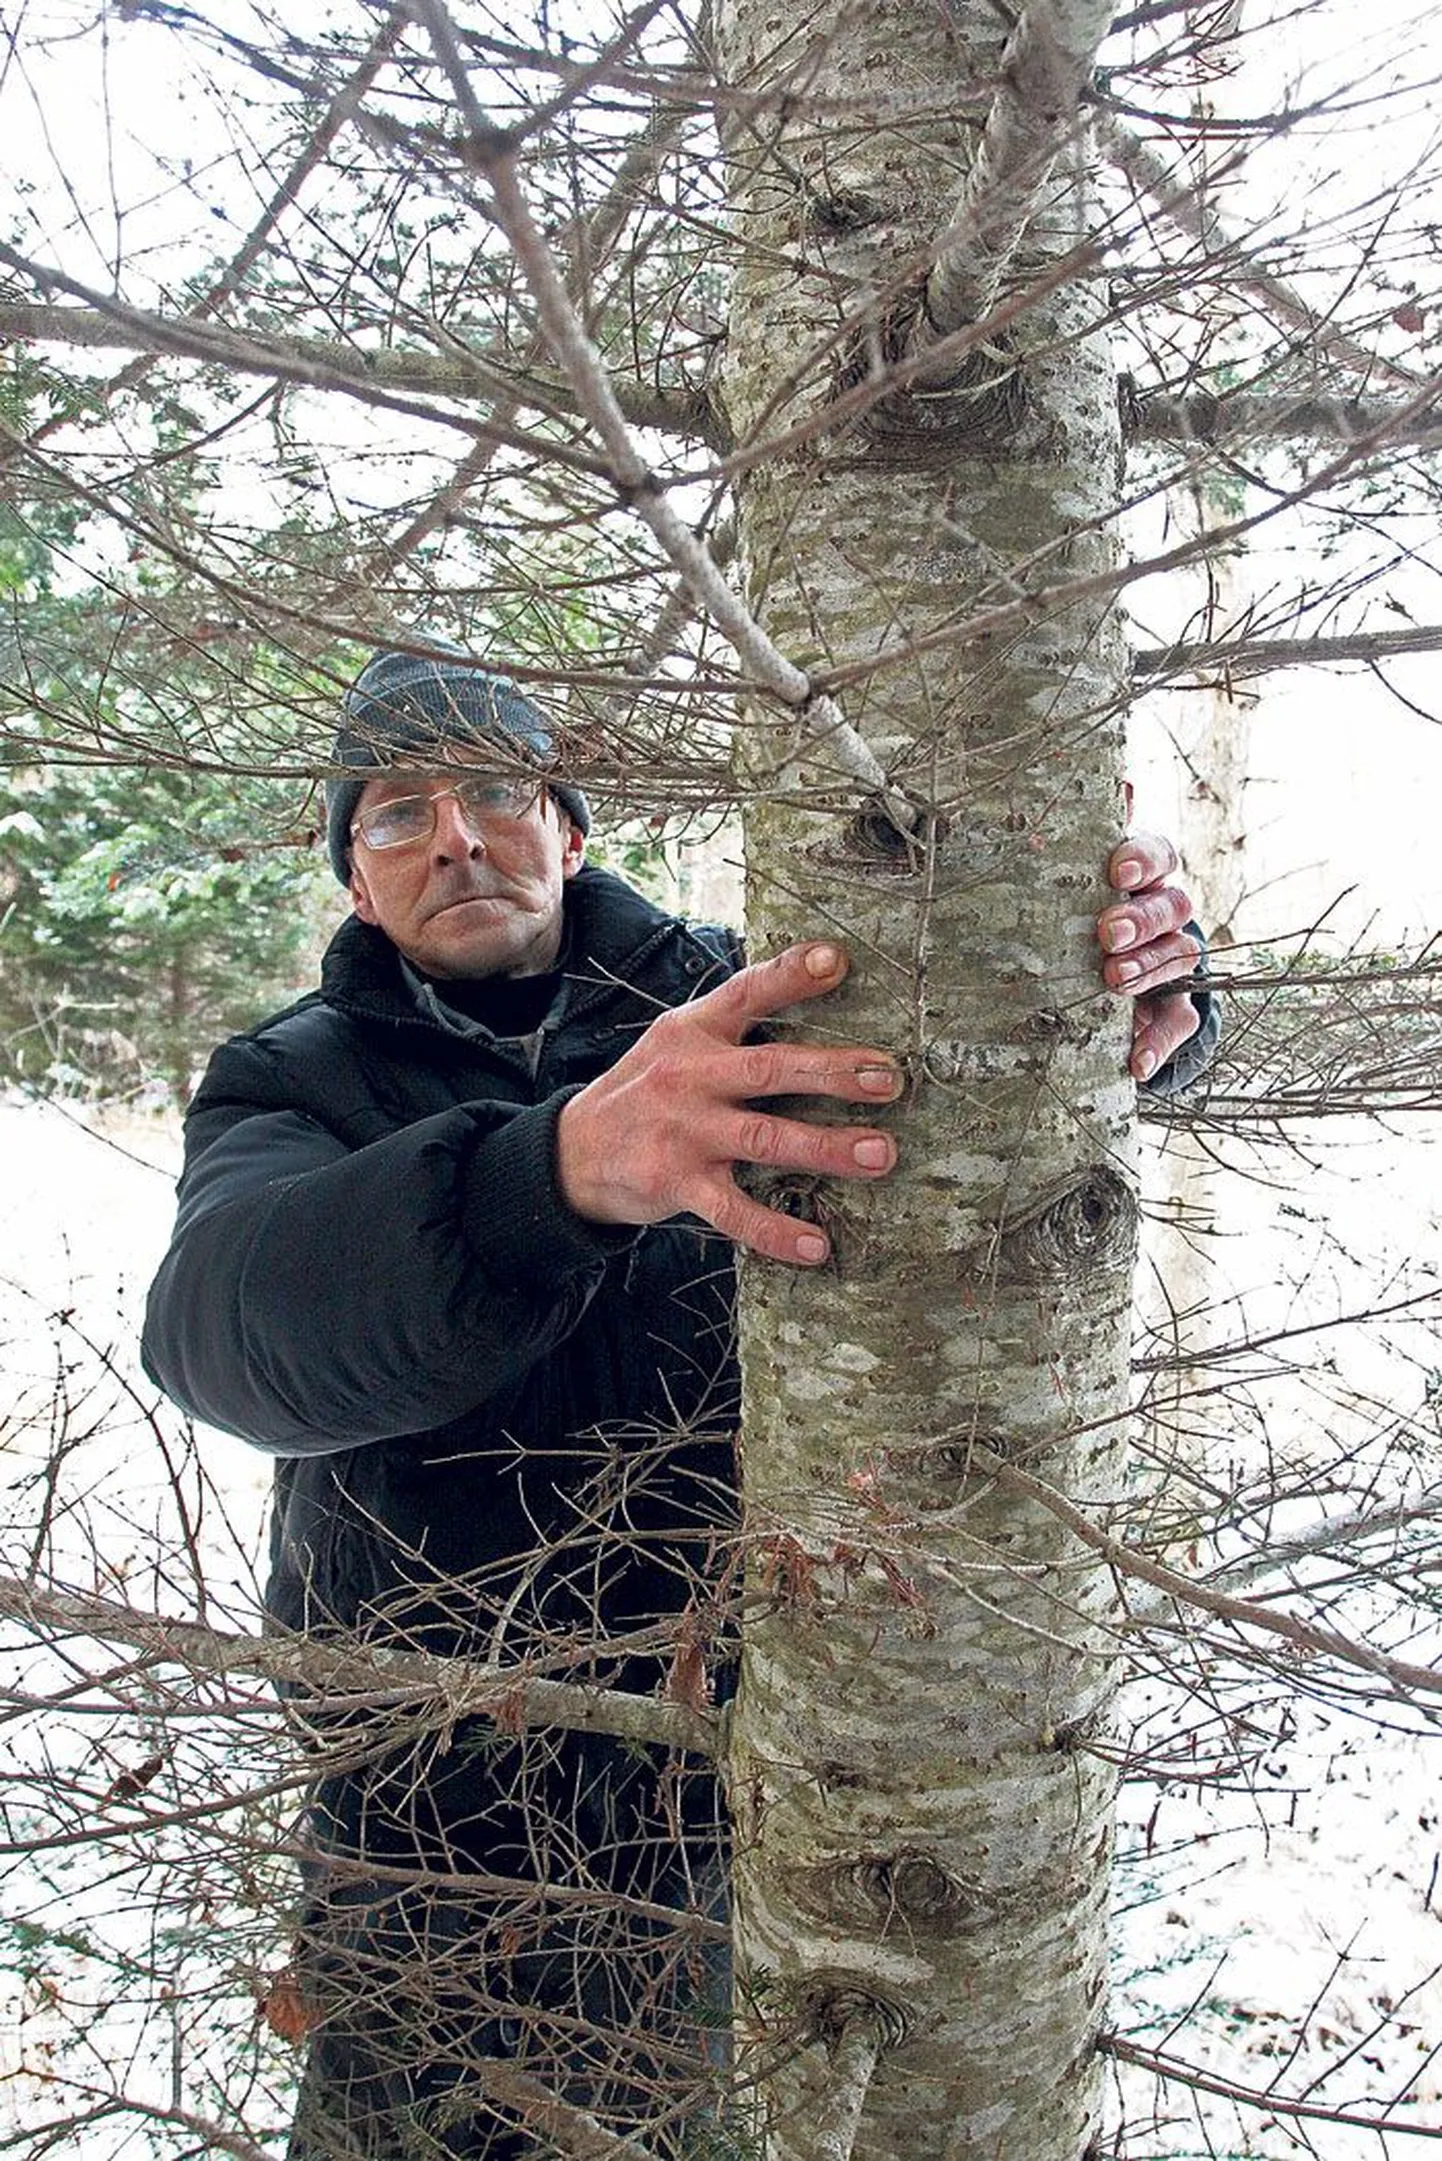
(431, 788, 487, 856)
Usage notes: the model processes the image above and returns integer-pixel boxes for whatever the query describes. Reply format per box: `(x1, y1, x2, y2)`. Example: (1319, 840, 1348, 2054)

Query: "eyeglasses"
(351, 775, 544, 852)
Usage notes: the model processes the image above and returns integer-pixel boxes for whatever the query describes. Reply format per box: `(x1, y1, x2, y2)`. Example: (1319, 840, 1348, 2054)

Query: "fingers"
(697, 1178, 834, 1268)
(1100, 825, 1207, 1084)
(700, 940, 851, 1040)
(727, 1108, 896, 1182)
(638, 1033, 902, 1117)
(686, 941, 904, 1099)
(1108, 831, 1179, 892)
(670, 1107, 896, 1265)
(553, 936, 903, 1261)
(693, 1109, 897, 1266)
(1097, 880, 1195, 961)
(733, 1039, 902, 1103)
(1130, 991, 1201, 1083)
(1101, 927, 1201, 997)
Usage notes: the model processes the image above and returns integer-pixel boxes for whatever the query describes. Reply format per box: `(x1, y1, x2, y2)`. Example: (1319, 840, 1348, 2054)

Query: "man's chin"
(415, 907, 540, 979)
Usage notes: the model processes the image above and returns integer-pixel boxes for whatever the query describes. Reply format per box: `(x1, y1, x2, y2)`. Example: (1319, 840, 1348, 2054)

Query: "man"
(142, 642, 1216, 2158)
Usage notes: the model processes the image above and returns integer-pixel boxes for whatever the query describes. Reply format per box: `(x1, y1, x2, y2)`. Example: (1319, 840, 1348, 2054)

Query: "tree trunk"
(716, 4, 1137, 2154)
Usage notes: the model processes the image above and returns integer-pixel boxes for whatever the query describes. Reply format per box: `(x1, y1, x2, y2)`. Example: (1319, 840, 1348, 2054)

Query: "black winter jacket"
(142, 867, 745, 1699)
(143, 866, 1217, 2159)
(142, 864, 1215, 1877)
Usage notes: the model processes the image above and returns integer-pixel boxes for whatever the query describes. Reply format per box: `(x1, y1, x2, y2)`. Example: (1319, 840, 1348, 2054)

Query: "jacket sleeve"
(141, 1035, 634, 1457)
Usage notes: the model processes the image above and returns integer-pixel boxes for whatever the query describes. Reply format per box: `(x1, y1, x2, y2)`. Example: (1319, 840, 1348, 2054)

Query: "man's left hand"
(1097, 832, 1203, 1084)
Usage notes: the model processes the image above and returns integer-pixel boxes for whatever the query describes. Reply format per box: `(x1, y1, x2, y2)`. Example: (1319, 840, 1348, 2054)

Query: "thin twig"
(1105, 2033, 1442, 2140)
(1100, 112, 1428, 394)
(967, 1448, 1442, 1701)
(410, 0, 908, 820)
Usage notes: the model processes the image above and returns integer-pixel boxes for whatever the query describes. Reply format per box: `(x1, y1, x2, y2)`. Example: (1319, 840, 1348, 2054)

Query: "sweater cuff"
(458, 1087, 638, 1290)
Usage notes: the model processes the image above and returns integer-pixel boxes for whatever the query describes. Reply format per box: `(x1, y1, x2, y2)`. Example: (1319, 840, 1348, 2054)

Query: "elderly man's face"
(347, 751, 584, 979)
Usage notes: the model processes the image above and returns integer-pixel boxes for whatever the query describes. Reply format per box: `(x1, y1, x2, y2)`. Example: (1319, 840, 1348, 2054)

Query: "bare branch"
(466, 2061, 662, 2160)
(1207, 1493, 1442, 1596)
(1126, 385, 1442, 450)
(811, 2011, 891, 2161)
(969, 1447, 1442, 1702)
(411, 0, 907, 818)
(1100, 111, 1430, 392)
(1135, 621, 1442, 678)
(0, 1572, 722, 1757)
(1104, 2034, 1442, 2140)
(0, 2097, 278, 2161)
(351, 63, 725, 586)
(921, 0, 1117, 342)
(819, 366, 1442, 697)
(0, 294, 720, 450)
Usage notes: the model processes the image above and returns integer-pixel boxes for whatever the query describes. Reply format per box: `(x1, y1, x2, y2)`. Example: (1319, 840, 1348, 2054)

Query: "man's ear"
(349, 862, 380, 924)
(559, 814, 586, 880)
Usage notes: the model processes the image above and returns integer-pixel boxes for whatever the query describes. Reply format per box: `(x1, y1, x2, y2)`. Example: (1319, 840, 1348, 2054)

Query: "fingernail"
(1115, 857, 1143, 888)
(797, 1232, 829, 1262)
(804, 943, 842, 978)
(854, 1137, 891, 1169)
(1134, 1048, 1158, 1080)
(858, 1063, 899, 1094)
(1107, 920, 1137, 952)
(1114, 958, 1141, 985)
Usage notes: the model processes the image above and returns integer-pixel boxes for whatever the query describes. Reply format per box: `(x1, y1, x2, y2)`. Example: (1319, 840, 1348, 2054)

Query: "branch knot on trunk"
(841, 1848, 992, 1931)
(832, 304, 1029, 469)
(805, 1980, 914, 2054)
(989, 1166, 1138, 1282)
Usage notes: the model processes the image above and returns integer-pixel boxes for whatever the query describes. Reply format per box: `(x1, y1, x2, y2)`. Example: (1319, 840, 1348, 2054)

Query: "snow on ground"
(1111, 1108, 1442, 2155)
(2, 1088, 1441, 2157)
(0, 1095, 271, 1575)
(1112, 1687, 1442, 2157)
(0, 1100, 278, 2147)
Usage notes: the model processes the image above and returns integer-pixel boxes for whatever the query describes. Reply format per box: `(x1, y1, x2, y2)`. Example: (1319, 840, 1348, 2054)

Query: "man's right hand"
(554, 942, 902, 1266)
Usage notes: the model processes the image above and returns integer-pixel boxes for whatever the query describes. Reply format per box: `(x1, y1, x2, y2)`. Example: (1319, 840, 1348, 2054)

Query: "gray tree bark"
(715, 2, 1138, 2154)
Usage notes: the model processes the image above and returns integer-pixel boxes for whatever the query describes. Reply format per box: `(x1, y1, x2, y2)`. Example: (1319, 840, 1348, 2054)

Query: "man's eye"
(457, 781, 505, 811)
(366, 797, 429, 842)
(458, 779, 531, 817)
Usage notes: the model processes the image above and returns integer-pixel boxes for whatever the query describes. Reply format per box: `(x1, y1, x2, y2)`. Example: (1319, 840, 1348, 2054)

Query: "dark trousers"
(284, 1858, 732, 2159)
